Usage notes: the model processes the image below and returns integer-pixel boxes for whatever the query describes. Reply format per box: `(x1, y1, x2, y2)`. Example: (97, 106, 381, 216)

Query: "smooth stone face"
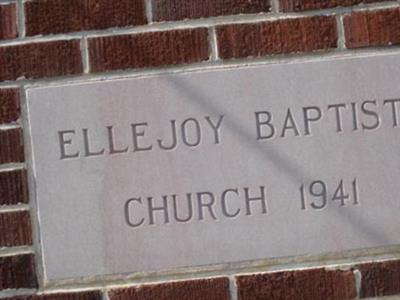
(27, 53, 400, 281)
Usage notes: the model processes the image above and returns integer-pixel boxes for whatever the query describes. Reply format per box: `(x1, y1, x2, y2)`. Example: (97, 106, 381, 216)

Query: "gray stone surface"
(26, 54, 400, 281)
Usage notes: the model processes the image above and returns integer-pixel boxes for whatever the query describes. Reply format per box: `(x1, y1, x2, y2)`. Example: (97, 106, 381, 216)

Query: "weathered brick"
(280, 0, 389, 12)
(89, 28, 209, 73)
(0, 254, 37, 290)
(108, 278, 229, 300)
(0, 4, 17, 40)
(357, 260, 400, 298)
(2, 291, 102, 300)
(0, 40, 83, 81)
(237, 268, 356, 300)
(0, 211, 32, 247)
(344, 8, 400, 48)
(25, 0, 146, 36)
(0, 170, 28, 205)
(0, 89, 20, 124)
(152, 0, 271, 22)
(0, 129, 24, 164)
(217, 16, 337, 60)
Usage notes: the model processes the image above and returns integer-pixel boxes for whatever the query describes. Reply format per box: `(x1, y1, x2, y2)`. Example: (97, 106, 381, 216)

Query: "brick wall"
(0, 0, 400, 299)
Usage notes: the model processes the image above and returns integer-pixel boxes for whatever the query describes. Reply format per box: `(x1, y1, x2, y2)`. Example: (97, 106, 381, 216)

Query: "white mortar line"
(0, 1, 398, 47)
(336, 14, 347, 50)
(80, 37, 90, 74)
(0, 245, 34, 257)
(0, 288, 37, 299)
(0, 203, 29, 213)
(0, 83, 20, 88)
(0, 1, 17, 6)
(0, 34, 81, 47)
(20, 86, 47, 288)
(0, 123, 21, 130)
(144, 0, 153, 24)
(33, 287, 104, 295)
(208, 27, 219, 61)
(229, 275, 238, 300)
(0, 162, 25, 171)
(16, 0, 25, 38)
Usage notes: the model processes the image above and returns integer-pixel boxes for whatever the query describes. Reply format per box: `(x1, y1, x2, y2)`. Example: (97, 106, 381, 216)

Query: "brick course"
(0, 4, 17, 40)
(89, 28, 209, 73)
(217, 16, 337, 59)
(0, 129, 24, 164)
(0, 169, 29, 205)
(25, 0, 147, 36)
(0, 254, 37, 290)
(152, 0, 271, 22)
(0, 40, 83, 81)
(236, 268, 356, 300)
(344, 8, 400, 48)
(0, 211, 32, 247)
(108, 278, 230, 300)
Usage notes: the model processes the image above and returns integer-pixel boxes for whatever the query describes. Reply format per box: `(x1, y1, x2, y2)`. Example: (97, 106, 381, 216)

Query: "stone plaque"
(27, 54, 400, 281)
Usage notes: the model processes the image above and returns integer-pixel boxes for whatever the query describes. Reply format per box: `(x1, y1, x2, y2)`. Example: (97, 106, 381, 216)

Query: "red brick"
(89, 28, 209, 73)
(217, 16, 337, 60)
(0, 254, 37, 290)
(344, 8, 400, 48)
(0, 169, 28, 205)
(0, 129, 24, 164)
(0, 211, 32, 247)
(0, 40, 83, 81)
(0, 89, 20, 124)
(108, 278, 229, 300)
(280, 0, 389, 12)
(237, 268, 356, 300)
(25, 0, 146, 36)
(357, 260, 400, 298)
(0, 4, 17, 40)
(152, 0, 271, 22)
(2, 291, 102, 300)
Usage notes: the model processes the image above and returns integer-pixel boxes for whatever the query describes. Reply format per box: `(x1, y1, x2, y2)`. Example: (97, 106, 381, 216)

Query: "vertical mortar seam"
(80, 37, 90, 74)
(271, 0, 280, 13)
(353, 268, 362, 299)
(229, 275, 238, 300)
(145, 0, 153, 24)
(101, 288, 110, 300)
(208, 27, 219, 61)
(16, 0, 25, 38)
(336, 14, 347, 50)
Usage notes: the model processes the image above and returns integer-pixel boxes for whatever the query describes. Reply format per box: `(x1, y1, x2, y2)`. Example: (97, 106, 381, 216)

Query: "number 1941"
(300, 179, 359, 210)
